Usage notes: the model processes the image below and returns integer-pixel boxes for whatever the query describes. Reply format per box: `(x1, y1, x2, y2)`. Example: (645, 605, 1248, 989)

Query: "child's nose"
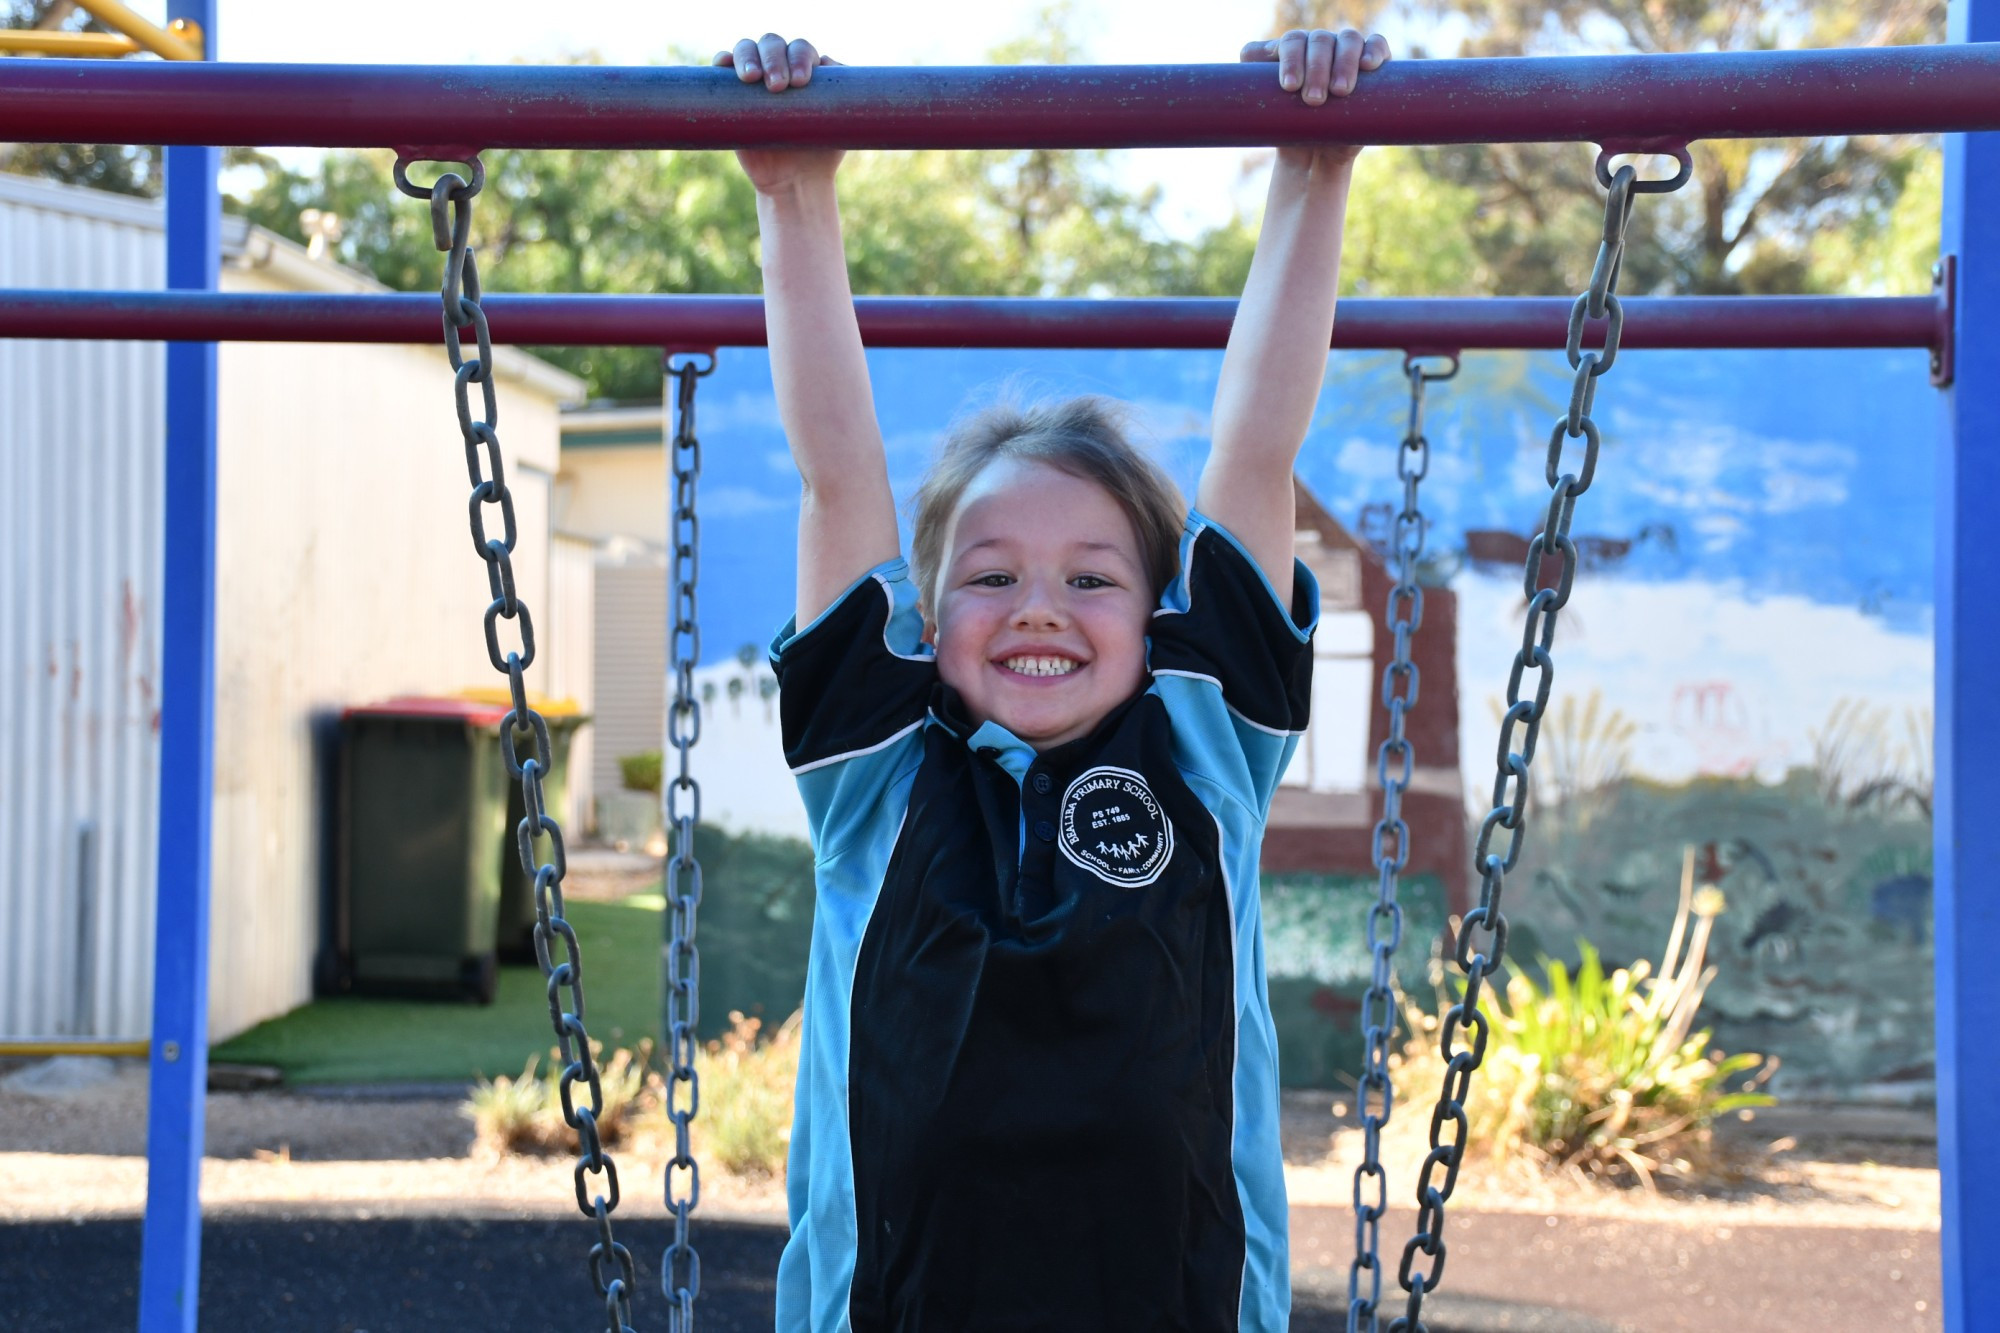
(1012, 576, 1069, 628)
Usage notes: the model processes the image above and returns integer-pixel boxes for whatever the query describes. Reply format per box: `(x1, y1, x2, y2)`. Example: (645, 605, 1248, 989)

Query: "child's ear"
(920, 616, 937, 647)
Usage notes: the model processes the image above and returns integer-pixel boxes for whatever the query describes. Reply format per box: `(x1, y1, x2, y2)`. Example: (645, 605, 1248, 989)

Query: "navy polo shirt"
(769, 512, 1317, 1332)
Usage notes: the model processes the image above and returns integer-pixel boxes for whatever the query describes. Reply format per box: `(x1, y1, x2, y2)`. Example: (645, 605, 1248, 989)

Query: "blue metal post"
(138, 3, 219, 1330)
(1938, 3, 1999, 1329)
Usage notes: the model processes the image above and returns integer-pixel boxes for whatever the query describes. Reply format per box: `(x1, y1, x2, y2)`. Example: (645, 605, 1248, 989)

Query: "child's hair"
(910, 394, 1186, 616)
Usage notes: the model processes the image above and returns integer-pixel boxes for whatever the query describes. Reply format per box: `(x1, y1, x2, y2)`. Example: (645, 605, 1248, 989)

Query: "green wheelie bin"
(332, 697, 513, 1004)
(470, 691, 590, 963)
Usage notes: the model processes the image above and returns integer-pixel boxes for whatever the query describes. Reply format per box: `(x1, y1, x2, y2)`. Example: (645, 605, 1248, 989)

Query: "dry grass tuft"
(465, 1040, 653, 1157)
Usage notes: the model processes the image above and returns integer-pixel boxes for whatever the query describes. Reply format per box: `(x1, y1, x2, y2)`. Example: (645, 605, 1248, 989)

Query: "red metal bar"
(0, 291, 1942, 350)
(0, 47, 1994, 150)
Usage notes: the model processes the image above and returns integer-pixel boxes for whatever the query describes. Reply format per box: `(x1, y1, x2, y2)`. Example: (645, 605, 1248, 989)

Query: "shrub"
(619, 750, 664, 795)
(466, 1040, 654, 1156)
(689, 1010, 801, 1179)
(1398, 848, 1774, 1188)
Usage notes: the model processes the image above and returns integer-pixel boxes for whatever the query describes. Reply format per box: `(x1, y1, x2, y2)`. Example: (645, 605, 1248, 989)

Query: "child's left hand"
(1241, 27, 1390, 167)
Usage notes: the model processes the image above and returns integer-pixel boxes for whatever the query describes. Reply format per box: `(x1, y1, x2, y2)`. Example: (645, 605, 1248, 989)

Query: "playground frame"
(0, 3, 1992, 1329)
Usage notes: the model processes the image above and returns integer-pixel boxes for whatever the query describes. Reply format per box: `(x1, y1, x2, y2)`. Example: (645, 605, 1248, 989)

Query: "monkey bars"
(0, 45, 1995, 151)
(0, 291, 1948, 353)
(2, 17, 1995, 1333)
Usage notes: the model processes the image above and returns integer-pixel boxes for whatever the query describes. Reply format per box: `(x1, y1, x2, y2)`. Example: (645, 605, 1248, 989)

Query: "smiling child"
(724, 26, 1390, 1332)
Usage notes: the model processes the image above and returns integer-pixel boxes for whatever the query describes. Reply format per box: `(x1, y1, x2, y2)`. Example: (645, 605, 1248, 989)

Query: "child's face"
(926, 457, 1153, 751)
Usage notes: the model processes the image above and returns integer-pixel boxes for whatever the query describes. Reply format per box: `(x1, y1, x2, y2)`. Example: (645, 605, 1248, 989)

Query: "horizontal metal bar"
(0, 46, 1994, 150)
(0, 290, 1943, 351)
(0, 1038, 152, 1057)
(0, 30, 143, 56)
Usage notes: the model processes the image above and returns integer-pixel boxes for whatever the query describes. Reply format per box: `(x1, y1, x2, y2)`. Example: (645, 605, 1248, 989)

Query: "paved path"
(3, 1205, 1939, 1331)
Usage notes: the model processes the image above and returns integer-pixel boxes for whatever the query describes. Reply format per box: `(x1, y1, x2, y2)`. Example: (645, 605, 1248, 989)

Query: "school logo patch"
(1058, 766, 1174, 888)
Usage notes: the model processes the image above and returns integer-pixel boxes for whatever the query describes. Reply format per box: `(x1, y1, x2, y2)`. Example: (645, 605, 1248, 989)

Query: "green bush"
(1400, 849, 1774, 1188)
(619, 750, 663, 794)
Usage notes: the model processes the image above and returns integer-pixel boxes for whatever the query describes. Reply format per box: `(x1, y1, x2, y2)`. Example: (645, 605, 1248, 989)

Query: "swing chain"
(393, 153, 636, 1333)
(1389, 160, 1679, 1333)
(1348, 352, 1454, 1333)
(663, 351, 714, 1332)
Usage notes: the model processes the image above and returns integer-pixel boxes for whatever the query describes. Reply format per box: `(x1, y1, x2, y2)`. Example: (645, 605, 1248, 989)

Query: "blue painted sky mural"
(684, 342, 1937, 792)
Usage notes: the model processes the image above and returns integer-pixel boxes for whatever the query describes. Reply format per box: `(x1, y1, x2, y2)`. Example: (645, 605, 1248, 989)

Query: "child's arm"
(1197, 28, 1391, 608)
(719, 35, 902, 629)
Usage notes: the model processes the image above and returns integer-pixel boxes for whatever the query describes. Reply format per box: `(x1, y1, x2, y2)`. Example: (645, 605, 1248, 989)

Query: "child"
(720, 27, 1390, 1332)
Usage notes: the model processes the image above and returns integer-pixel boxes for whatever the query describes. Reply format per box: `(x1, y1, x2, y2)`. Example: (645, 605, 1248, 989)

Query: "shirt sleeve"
(1147, 511, 1318, 813)
(769, 559, 936, 855)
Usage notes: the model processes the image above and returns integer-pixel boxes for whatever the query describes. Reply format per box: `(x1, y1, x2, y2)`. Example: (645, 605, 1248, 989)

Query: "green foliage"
(465, 1040, 652, 1156)
(1403, 0, 1944, 296)
(1401, 852, 1774, 1187)
(618, 750, 663, 794)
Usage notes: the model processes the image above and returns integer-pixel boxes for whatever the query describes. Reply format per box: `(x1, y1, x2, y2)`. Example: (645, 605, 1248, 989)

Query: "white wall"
(208, 266, 574, 1038)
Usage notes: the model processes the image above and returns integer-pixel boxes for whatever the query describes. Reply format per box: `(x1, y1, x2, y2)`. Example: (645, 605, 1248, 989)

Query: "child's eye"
(971, 573, 1014, 588)
(1071, 574, 1114, 589)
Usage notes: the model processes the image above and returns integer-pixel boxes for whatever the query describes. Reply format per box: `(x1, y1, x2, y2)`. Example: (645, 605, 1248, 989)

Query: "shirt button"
(1032, 773, 1052, 795)
(1034, 820, 1056, 842)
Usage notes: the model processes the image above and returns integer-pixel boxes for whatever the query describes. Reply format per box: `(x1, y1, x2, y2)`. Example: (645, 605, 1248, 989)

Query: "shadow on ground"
(4, 1212, 1611, 1332)
(4, 1208, 1937, 1330)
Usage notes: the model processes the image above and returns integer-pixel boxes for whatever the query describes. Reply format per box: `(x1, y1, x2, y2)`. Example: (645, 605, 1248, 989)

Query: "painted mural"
(661, 340, 1937, 1097)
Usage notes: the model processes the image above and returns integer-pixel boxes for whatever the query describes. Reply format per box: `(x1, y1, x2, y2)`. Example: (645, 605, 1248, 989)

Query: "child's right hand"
(714, 35, 845, 195)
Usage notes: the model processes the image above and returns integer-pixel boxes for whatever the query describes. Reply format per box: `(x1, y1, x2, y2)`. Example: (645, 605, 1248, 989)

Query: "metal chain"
(662, 351, 713, 1333)
(1347, 352, 1454, 1333)
(1387, 153, 1687, 1333)
(392, 154, 637, 1333)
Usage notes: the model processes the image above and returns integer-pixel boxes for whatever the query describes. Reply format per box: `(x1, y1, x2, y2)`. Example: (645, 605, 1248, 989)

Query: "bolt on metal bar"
(0, 45, 1995, 149)
(0, 291, 1944, 351)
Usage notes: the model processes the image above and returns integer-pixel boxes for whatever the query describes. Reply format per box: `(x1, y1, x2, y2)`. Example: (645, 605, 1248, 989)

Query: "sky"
(136, 0, 1436, 236)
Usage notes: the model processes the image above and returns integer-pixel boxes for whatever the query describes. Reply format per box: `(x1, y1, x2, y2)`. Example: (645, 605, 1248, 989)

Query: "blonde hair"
(910, 395, 1185, 616)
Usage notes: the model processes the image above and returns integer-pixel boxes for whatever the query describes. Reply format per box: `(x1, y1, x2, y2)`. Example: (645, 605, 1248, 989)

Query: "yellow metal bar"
(0, 1038, 152, 1058)
(67, 0, 203, 60)
(0, 29, 142, 56)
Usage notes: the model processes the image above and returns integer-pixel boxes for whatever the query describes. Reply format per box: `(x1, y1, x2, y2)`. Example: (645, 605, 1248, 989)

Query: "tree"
(1405, 0, 1945, 295)
(225, 14, 1281, 400)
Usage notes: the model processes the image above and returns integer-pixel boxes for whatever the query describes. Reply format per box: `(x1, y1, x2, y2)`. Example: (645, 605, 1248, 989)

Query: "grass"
(214, 895, 665, 1085)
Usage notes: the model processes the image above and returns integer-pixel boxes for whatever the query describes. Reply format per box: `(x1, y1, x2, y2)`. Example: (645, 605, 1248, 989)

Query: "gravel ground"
(0, 1059, 1942, 1330)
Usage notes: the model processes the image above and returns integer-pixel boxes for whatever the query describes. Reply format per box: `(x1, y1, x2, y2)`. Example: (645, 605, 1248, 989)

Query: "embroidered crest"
(1058, 766, 1175, 887)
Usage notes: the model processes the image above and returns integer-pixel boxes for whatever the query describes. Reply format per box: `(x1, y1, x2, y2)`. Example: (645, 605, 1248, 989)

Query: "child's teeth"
(1006, 656, 1076, 677)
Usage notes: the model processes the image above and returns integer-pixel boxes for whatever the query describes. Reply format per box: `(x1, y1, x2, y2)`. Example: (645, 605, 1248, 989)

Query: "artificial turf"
(211, 895, 667, 1086)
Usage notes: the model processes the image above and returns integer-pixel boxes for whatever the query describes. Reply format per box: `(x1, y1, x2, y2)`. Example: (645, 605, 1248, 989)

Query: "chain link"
(662, 351, 713, 1332)
(1347, 353, 1454, 1333)
(393, 154, 637, 1333)
(1386, 157, 1685, 1333)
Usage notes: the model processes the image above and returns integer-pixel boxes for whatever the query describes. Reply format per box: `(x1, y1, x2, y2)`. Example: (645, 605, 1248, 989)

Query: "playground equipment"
(2, 4, 1996, 1330)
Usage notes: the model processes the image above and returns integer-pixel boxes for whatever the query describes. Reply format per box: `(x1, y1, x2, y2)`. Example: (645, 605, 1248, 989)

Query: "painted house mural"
(563, 340, 1936, 1097)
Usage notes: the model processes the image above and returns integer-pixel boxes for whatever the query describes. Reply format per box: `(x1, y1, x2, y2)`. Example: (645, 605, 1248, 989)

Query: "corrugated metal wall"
(0, 176, 165, 1040)
(1, 174, 587, 1042)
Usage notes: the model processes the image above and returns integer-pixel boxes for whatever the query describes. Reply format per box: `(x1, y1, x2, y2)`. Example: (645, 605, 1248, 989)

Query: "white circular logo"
(1058, 766, 1175, 887)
